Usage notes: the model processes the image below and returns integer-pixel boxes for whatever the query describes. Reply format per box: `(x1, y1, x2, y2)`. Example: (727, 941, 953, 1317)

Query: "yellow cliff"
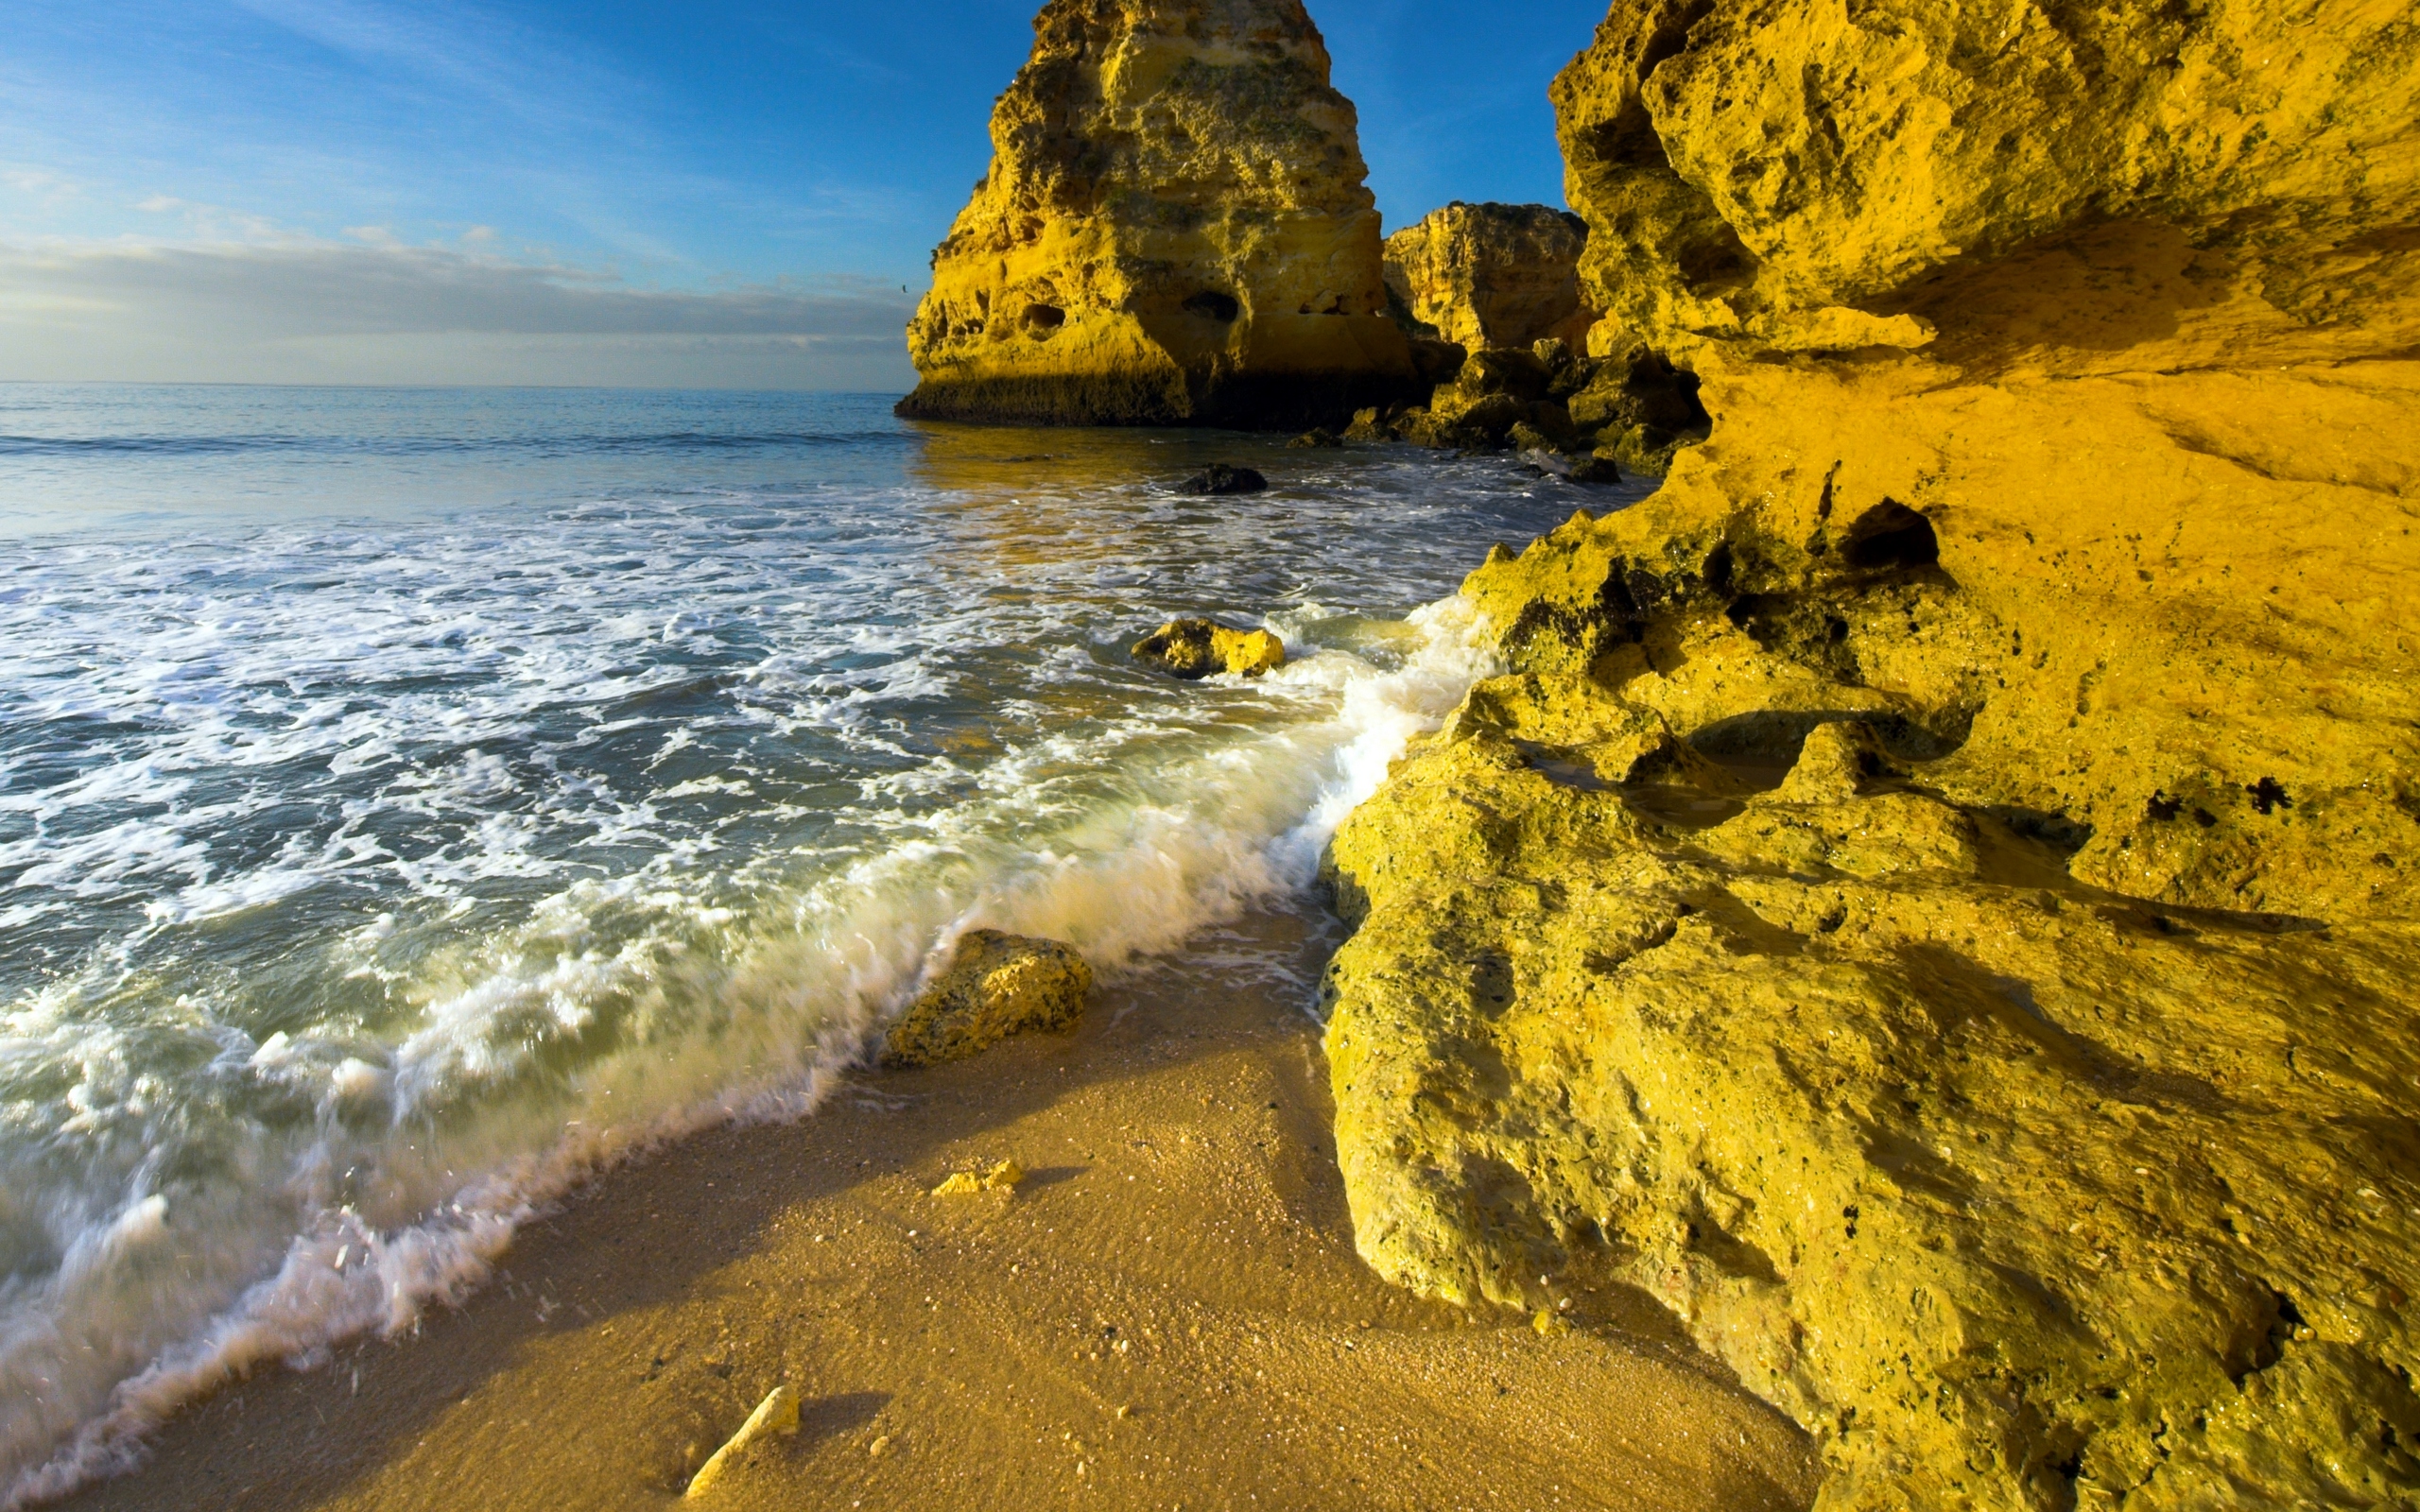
(1381, 200, 1598, 353)
(1323, 2, 2420, 1509)
(896, 0, 1418, 427)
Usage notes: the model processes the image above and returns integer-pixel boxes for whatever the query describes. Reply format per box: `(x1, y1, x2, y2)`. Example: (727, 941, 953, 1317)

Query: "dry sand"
(66, 909, 1817, 1512)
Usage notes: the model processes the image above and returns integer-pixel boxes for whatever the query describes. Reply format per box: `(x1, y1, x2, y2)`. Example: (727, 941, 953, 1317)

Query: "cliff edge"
(1325, 3, 2420, 1509)
(896, 0, 1417, 428)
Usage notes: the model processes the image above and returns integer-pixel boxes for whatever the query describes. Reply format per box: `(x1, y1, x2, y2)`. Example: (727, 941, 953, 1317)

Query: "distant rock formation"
(1382, 201, 1597, 353)
(896, 0, 1419, 428)
(1325, 2, 2420, 1509)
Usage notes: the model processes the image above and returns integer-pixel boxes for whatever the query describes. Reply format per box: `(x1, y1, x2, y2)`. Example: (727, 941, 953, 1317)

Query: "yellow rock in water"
(885, 931, 1093, 1067)
(895, 0, 1419, 428)
(1132, 618, 1286, 680)
(1382, 201, 1597, 354)
(1324, 4, 2420, 1511)
(683, 1385, 799, 1500)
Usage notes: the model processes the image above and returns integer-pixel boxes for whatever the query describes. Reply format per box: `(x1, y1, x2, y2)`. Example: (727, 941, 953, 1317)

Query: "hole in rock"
(1182, 290, 1240, 322)
(2248, 776, 2291, 815)
(1840, 501, 1941, 570)
(1021, 302, 1065, 334)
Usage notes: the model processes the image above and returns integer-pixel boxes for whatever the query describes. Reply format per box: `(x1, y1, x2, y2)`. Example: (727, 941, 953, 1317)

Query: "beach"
(62, 905, 1815, 1510)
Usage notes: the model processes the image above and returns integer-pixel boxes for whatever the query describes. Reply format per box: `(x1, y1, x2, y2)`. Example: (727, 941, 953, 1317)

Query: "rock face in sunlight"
(1132, 617, 1286, 679)
(895, 0, 1419, 428)
(885, 931, 1094, 1067)
(1381, 201, 1596, 353)
(1323, 3, 2420, 1509)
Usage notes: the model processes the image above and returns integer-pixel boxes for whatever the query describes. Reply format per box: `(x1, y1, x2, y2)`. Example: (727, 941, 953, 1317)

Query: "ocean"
(0, 384, 1636, 1501)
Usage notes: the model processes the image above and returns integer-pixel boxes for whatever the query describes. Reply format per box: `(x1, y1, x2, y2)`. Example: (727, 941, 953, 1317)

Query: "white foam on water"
(0, 581, 1500, 1508)
(0, 390, 1614, 1503)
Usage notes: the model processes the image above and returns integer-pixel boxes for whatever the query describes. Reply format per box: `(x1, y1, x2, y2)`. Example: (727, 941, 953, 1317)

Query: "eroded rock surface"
(896, 0, 1418, 428)
(1382, 200, 1597, 352)
(1132, 618, 1286, 679)
(885, 931, 1093, 1067)
(1324, 3, 2420, 1509)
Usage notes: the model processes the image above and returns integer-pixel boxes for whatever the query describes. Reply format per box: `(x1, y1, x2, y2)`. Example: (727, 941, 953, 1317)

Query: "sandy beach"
(64, 907, 1816, 1512)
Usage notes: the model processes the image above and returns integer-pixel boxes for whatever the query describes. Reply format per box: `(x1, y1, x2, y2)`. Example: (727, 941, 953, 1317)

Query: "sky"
(0, 0, 1610, 389)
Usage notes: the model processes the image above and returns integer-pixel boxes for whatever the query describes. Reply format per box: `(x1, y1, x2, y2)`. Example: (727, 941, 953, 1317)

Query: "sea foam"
(0, 387, 1617, 1504)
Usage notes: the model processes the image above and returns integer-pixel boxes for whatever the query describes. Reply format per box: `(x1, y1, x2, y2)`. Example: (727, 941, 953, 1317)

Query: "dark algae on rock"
(1321, 2, 2420, 1511)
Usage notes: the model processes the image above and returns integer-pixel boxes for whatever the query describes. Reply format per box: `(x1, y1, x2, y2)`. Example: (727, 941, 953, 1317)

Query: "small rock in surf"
(1176, 463, 1268, 495)
(883, 931, 1093, 1067)
(1131, 618, 1286, 679)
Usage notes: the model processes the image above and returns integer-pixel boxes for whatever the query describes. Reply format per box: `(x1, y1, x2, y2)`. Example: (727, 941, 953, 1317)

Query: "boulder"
(1132, 618, 1286, 679)
(1176, 463, 1267, 495)
(1561, 346, 1711, 477)
(894, 0, 1421, 429)
(1382, 202, 1599, 352)
(1340, 406, 1392, 443)
(1285, 428, 1343, 449)
(883, 931, 1093, 1067)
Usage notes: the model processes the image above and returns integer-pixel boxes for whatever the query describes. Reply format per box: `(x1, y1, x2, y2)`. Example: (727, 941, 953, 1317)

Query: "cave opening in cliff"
(1839, 501, 1941, 570)
(1182, 290, 1241, 322)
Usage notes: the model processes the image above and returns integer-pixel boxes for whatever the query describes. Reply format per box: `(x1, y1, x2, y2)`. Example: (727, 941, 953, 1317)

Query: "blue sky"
(0, 0, 1609, 387)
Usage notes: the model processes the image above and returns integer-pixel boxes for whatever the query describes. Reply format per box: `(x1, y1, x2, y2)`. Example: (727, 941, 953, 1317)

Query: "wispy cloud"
(0, 237, 920, 387)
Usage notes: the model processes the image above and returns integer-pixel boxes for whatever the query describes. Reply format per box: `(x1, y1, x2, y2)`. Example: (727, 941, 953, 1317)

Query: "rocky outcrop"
(885, 931, 1093, 1067)
(1324, 4, 2420, 1510)
(1382, 201, 1597, 353)
(895, 0, 1419, 428)
(1132, 618, 1286, 679)
(1359, 335, 1708, 475)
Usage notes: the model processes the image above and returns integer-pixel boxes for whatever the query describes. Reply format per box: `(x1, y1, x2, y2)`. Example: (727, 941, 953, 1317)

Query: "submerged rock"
(885, 931, 1093, 1067)
(1382, 201, 1597, 353)
(1286, 428, 1343, 449)
(894, 0, 1420, 428)
(1325, 3, 2420, 1510)
(1132, 618, 1285, 679)
(1176, 463, 1268, 495)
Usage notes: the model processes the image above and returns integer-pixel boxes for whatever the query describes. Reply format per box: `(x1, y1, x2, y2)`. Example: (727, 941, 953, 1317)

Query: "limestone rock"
(683, 1385, 800, 1500)
(932, 1159, 1027, 1196)
(1326, 4, 2420, 1510)
(895, 0, 1420, 428)
(1176, 463, 1268, 495)
(885, 931, 1093, 1067)
(1132, 618, 1285, 679)
(1382, 201, 1597, 352)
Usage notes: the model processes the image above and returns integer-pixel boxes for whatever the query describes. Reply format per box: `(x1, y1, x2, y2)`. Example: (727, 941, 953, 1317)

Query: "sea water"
(0, 385, 1641, 1501)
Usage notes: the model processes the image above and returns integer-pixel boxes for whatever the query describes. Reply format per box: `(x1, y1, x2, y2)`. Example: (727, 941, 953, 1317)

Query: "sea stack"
(1382, 201, 1597, 353)
(895, 0, 1419, 428)
(1324, 2, 2420, 1508)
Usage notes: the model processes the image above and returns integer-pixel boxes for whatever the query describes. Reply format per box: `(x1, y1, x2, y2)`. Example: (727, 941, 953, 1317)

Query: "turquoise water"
(0, 385, 1638, 1500)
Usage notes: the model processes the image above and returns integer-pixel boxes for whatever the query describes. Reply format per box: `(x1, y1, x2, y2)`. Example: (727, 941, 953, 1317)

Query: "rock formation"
(1323, 3, 2420, 1509)
(896, 0, 1419, 428)
(885, 931, 1093, 1066)
(1382, 200, 1597, 352)
(1132, 617, 1286, 679)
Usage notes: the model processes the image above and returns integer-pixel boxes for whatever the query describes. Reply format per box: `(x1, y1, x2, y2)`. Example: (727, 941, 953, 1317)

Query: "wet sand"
(67, 909, 1817, 1512)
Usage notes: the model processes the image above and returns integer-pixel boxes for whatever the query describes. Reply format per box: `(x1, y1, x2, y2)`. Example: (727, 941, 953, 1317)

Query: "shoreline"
(61, 904, 1818, 1511)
